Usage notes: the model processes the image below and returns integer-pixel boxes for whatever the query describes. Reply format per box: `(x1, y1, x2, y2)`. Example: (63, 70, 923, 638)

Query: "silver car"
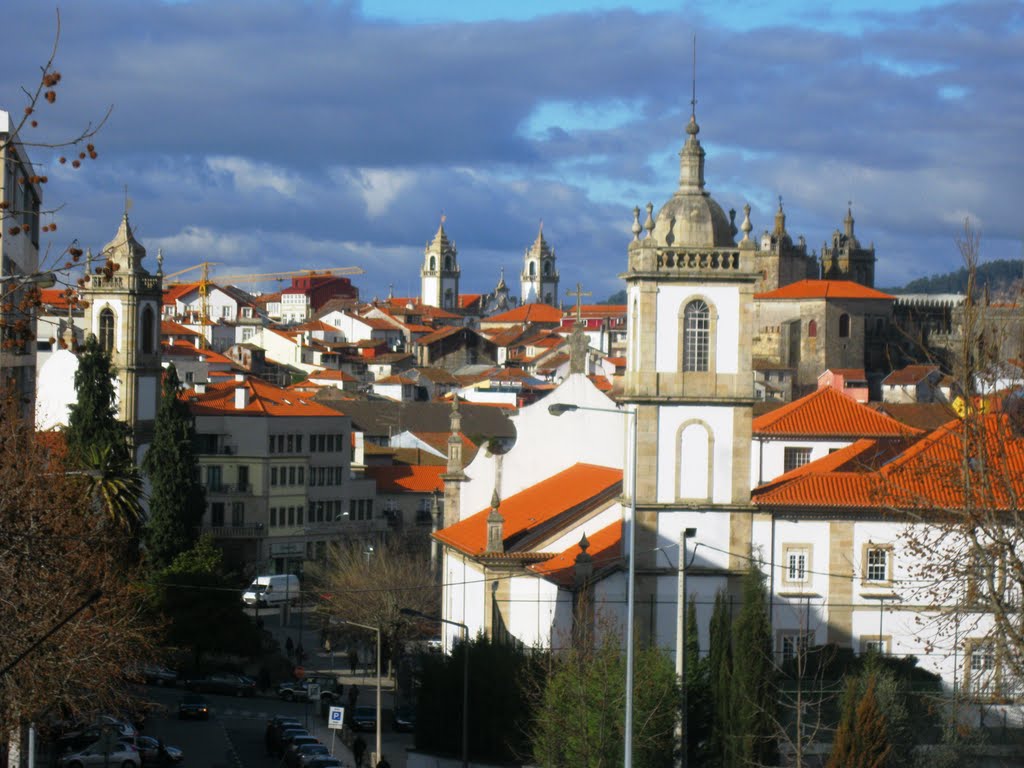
(58, 742, 141, 768)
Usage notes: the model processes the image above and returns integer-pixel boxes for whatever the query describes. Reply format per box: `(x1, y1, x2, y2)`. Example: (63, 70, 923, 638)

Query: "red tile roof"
(188, 378, 342, 417)
(753, 386, 922, 438)
(882, 364, 940, 386)
(755, 280, 895, 301)
(434, 463, 622, 556)
(528, 520, 623, 587)
(307, 368, 358, 382)
(161, 319, 201, 338)
(486, 303, 564, 324)
(365, 465, 446, 494)
(293, 320, 340, 333)
(40, 288, 74, 310)
(163, 283, 199, 305)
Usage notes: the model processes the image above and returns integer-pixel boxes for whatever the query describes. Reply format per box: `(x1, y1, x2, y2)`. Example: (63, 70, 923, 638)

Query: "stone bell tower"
(520, 223, 559, 305)
(80, 213, 163, 461)
(420, 216, 460, 310)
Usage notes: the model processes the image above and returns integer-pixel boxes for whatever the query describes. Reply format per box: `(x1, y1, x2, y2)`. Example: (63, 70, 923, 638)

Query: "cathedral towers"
(520, 223, 559, 305)
(420, 218, 460, 310)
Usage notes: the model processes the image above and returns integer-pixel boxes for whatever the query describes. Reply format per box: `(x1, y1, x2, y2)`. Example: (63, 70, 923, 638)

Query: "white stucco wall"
(458, 374, 624, 520)
(750, 437, 854, 488)
(654, 285, 741, 374)
(35, 349, 79, 431)
(656, 406, 736, 504)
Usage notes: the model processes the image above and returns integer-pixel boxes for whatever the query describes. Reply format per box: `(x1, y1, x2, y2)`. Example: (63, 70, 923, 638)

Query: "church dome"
(649, 115, 735, 249)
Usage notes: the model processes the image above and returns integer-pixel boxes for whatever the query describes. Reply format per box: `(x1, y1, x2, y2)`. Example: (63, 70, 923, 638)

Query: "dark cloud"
(1, 0, 1020, 301)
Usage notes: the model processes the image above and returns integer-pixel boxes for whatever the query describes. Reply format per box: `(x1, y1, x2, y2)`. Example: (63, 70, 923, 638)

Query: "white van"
(242, 574, 301, 607)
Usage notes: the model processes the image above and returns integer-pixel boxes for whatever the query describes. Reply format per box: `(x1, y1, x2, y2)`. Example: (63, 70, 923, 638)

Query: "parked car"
(242, 574, 301, 607)
(265, 718, 302, 756)
(274, 729, 310, 757)
(59, 718, 137, 752)
(282, 737, 319, 768)
(130, 736, 183, 766)
(184, 673, 255, 697)
(303, 759, 342, 768)
(294, 745, 331, 768)
(277, 676, 340, 703)
(178, 694, 210, 720)
(350, 706, 376, 732)
(57, 742, 140, 768)
(140, 665, 178, 686)
(391, 704, 416, 733)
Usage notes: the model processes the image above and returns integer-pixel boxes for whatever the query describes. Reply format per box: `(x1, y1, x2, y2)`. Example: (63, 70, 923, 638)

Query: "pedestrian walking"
(348, 683, 359, 710)
(348, 647, 358, 674)
(285, 636, 294, 659)
(351, 734, 366, 768)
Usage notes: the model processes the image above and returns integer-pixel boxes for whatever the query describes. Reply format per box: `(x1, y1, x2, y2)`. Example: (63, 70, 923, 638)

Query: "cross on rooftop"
(567, 282, 591, 322)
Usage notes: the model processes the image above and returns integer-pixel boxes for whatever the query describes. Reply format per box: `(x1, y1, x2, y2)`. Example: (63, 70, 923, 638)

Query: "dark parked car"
(178, 694, 210, 720)
(303, 759, 341, 768)
(294, 745, 331, 768)
(282, 737, 319, 768)
(350, 706, 376, 732)
(265, 718, 302, 756)
(274, 729, 310, 757)
(391, 705, 415, 733)
(139, 665, 178, 686)
(184, 673, 255, 697)
(130, 736, 183, 766)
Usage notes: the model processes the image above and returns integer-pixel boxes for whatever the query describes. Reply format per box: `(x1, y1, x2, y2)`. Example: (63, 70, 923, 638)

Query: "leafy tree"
(143, 364, 204, 569)
(64, 335, 143, 534)
(729, 564, 777, 768)
(708, 589, 733, 767)
(311, 536, 440, 675)
(0, 391, 154, 733)
(148, 535, 262, 670)
(827, 672, 893, 768)
(413, 635, 540, 764)
(531, 628, 679, 768)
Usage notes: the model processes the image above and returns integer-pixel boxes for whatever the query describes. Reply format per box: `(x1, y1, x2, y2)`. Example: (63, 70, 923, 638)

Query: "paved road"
(137, 683, 412, 768)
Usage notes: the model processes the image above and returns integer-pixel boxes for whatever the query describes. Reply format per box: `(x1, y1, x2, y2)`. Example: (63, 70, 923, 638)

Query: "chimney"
(194, 383, 206, 394)
(235, 384, 250, 410)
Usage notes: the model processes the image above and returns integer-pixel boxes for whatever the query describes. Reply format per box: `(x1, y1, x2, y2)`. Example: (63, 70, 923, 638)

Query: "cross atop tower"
(566, 282, 591, 323)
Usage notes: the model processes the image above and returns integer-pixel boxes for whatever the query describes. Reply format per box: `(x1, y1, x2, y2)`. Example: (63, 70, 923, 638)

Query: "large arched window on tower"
(429, 255, 436, 271)
(543, 260, 551, 276)
(141, 306, 155, 354)
(838, 313, 850, 338)
(444, 255, 452, 271)
(682, 299, 710, 371)
(529, 261, 536, 277)
(808, 319, 817, 338)
(99, 308, 115, 352)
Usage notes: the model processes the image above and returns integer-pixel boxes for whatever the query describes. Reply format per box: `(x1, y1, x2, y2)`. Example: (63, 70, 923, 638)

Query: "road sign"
(294, 666, 305, 679)
(328, 706, 345, 730)
(307, 684, 321, 701)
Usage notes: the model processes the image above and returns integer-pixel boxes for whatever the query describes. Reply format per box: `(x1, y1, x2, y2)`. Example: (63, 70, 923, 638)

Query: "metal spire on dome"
(678, 33, 706, 192)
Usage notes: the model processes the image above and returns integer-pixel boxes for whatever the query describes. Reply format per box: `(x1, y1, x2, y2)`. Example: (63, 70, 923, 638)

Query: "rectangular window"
(861, 637, 890, 655)
(210, 502, 225, 527)
(269, 435, 276, 454)
(296, 506, 304, 525)
(287, 506, 295, 526)
(296, 435, 303, 453)
(237, 465, 249, 491)
(785, 548, 809, 583)
(780, 633, 813, 662)
(270, 467, 278, 487)
(319, 434, 327, 452)
(287, 435, 294, 453)
(207, 465, 222, 492)
(277, 435, 285, 453)
(231, 502, 245, 526)
(350, 499, 357, 519)
(783, 447, 812, 472)
(298, 467, 305, 485)
(270, 507, 277, 527)
(320, 467, 327, 486)
(336, 467, 344, 485)
(865, 547, 890, 583)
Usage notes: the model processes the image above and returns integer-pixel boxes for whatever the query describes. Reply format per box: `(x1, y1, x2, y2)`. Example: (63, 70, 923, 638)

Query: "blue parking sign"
(328, 706, 345, 730)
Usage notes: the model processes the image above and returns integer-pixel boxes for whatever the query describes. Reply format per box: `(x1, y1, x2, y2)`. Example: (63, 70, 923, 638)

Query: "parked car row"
(55, 716, 185, 768)
(264, 715, 342, 768)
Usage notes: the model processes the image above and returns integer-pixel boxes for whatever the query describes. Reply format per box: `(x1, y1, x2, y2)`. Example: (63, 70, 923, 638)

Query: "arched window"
(839, 313, 850, 338)
(444, 255, 452, 271)
(677, 420, 713, 501)
(99, 308, 115, 352)
(529, 261, 536, 277)
(682, 300, 710, 371)
(141, 306, 155, 354)
(808, 319, 817, 338)
(543, 260, 551, 276)
(429, 255, 436, 271)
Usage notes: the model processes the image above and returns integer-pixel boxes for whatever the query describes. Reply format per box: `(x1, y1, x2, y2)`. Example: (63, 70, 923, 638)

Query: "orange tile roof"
(528, 520, 623, 587)
(434, 463, 622, 556)
(39, 288, 73, 310)
(755, 280, 895, 301)
(293, 320, 340, 333)
(308, 368, 358, 382)
(161, 319, 201, 337)
(753, 386, 922, 438)
(365, 465, 446, 494)
(163, 283, 199, 304)
(486, 303, 564, 324)
(754, 414, 1024, 512)
(822, 368, 866, 381)
(188, 378, 343, 417)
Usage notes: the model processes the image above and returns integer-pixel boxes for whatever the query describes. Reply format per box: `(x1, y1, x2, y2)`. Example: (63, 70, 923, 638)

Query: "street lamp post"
(548, 401, 638, 768)
(401, 607, 469, 768)
(340, 620, 382, 765)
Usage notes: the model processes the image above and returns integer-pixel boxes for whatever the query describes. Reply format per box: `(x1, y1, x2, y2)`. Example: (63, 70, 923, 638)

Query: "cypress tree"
(730, 564, 777, 768)
(827, 673, 893, 768)
(65, 334, 130, 463)
(143, 364, 205, 569)
(708, 589, 732, 767)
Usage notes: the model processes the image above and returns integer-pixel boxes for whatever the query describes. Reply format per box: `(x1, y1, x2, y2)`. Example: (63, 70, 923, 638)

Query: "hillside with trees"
(884, 258, 1023, 299)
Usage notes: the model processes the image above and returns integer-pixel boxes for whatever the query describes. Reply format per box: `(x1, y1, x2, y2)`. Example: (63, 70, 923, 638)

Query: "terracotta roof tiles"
(755, 280, 895, 301)
(753, 386, 922, 438)
(365, 465, 446, 494)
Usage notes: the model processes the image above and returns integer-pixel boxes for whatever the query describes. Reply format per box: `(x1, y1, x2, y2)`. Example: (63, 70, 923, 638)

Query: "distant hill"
(886, 259, 1023, 299)
(600, 289, 626, 305)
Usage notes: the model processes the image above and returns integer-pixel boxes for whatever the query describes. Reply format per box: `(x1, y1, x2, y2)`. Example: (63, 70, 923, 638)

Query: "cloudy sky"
(3, 0, 1021, 303)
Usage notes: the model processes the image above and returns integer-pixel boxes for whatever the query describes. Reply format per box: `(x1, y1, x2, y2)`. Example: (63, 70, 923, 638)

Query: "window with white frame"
(864, 546, 891, 583)
(780, 632, 814, 661)
(783, 447, 812, 472)
(682, 300, 710, 372)
(861, 637, 890, 655)
(783, 546, 810, 584)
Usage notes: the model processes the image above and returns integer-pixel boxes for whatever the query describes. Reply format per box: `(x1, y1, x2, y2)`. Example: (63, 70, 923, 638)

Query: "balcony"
(202, 523, 266, 539)
(206, 483, 253, 495)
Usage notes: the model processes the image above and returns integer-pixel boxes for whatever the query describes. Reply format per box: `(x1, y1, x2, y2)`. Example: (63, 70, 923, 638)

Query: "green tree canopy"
(143, 364, 205, 569)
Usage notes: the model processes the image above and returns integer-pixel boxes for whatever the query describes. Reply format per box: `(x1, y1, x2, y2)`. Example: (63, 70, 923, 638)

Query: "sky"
(2, 0, 1022, 304)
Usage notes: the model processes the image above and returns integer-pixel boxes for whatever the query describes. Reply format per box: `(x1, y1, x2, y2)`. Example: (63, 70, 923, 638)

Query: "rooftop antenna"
(690, 33, 697, 119)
